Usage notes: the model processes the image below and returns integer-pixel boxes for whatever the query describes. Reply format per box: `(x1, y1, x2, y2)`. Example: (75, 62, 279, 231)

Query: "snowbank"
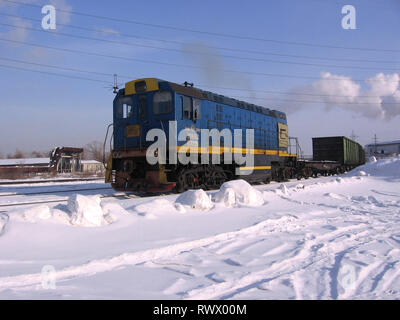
(11, 196, 116, 227)
(277, 184, 289, 195)
(213, 179, 264, 207)
(369, 156, 377, 163)
(175, 189, 213, 210)
(68, 194, 114, 227)
(16, 205, 52, 223)
(349, 156, 400, 178)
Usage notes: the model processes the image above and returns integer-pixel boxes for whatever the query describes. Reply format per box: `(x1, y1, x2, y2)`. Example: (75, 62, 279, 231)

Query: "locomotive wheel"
(176, 166, 228, 192)
(176, 173, 187, 193)
(205, 166, 227, 190)
(176, 171, 199, 192)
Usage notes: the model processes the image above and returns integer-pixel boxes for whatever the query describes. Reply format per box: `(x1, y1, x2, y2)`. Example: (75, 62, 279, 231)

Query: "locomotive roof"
(121, 78, 286, 120)
(165, 80, 286, 120)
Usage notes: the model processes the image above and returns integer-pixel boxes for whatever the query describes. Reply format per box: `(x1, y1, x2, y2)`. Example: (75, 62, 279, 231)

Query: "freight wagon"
(296, 136, 366, 178)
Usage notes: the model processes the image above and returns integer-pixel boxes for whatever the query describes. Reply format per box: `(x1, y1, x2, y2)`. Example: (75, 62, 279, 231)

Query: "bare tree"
(7, 149, 24, 159)
(84, 141, 104, 162)
(0, 152, 3, 159)
(30, 151, 47, 158)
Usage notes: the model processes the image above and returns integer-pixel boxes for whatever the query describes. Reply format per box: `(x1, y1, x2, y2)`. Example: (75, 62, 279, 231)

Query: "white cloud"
(99, 27, 121, 36)
(49, 0, 72, 25)
(281, 72, 400, 120)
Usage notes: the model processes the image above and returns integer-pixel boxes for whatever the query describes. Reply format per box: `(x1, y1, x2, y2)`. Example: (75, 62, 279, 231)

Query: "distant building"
(365, 140, 400, 157)
(81, 160, 104, 173)
(50, 147, 83, 173)
(0, 146, 104, 179)
(0, 158, 50, 168)
(0, 158, 50, 178)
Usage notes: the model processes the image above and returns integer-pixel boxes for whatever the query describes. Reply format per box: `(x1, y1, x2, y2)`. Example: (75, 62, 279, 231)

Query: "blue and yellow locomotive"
(105, 78, 298, 192)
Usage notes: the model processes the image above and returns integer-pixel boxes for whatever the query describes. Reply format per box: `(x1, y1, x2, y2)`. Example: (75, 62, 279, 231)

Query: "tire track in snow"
(186, 224, 373, 300)
(0, 215, 302, 292)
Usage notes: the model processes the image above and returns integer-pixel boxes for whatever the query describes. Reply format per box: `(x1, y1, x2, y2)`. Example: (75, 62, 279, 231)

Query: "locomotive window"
(138, 95, 147, 118)
(153, 91, 172, 115)
(123, 104, 133, 118)
(116, 103, 133, 119)
(135, 81, 147, 93)
(182, 96, 192, 119)
(193, 98, 201, 121)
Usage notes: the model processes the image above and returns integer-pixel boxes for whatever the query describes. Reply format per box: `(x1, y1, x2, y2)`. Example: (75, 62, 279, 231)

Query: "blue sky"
(0, 0, 399, 156)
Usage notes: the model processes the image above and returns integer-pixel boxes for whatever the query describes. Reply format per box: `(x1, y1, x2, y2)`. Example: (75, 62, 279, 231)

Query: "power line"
(3, 22, 400, 72)
(1, 37, 399, 84)
(2, 0, 400, 53)
(0, 63, 110, 83)
(1, 60, 399, 105)
(228, 94, 400, 105)
(0, 56, 395, 99)
(1, 12, 400, 65)
(197, 84, 397, 99)
(0, 56, 133, 79)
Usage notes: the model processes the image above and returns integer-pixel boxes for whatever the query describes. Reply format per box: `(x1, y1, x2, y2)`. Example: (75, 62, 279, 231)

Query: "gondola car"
(296, 136, 366, 178)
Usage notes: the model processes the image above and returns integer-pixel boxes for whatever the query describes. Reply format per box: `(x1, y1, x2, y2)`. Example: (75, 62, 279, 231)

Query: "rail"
(0, 177, 105, 185)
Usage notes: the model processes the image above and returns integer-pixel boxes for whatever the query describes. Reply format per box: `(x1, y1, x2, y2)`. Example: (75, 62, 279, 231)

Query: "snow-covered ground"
(0, 156, 399, 299)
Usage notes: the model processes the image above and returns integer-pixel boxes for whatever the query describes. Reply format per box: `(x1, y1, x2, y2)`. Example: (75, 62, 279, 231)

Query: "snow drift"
(16, 205, 52, 223)
(213, 179, 264, 207)
(349, 155, 400, 178)
(68, 194, 114, 227)
(175, 189, 213, 210)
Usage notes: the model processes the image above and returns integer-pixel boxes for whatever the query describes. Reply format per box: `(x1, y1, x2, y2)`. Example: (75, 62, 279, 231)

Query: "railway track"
(0, 175, 331, 215)
(0, 186, 113, 198)
(0, 183, 127, 213)
(0, 192, 137, 211)
(0, 177, 105, 185)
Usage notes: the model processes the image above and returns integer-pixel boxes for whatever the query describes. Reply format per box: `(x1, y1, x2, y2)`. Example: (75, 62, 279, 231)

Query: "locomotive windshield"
(115, 96, 134, 119)
(153, 91, 172, 115)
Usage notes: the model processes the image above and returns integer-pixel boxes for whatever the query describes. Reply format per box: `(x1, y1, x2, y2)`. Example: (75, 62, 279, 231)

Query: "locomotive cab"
(113, 79, 175, 151)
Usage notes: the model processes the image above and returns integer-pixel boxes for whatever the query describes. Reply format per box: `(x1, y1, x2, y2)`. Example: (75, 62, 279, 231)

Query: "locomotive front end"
(106, 78, 176, 193)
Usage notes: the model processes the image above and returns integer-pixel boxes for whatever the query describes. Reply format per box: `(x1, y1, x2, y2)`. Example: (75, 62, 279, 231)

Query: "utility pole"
(373, 134, 378, 154)
(350, 130, 359, 141)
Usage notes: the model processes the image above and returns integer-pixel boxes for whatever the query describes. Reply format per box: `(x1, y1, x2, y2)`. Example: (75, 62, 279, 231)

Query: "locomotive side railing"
(289, 137, 304, 159)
